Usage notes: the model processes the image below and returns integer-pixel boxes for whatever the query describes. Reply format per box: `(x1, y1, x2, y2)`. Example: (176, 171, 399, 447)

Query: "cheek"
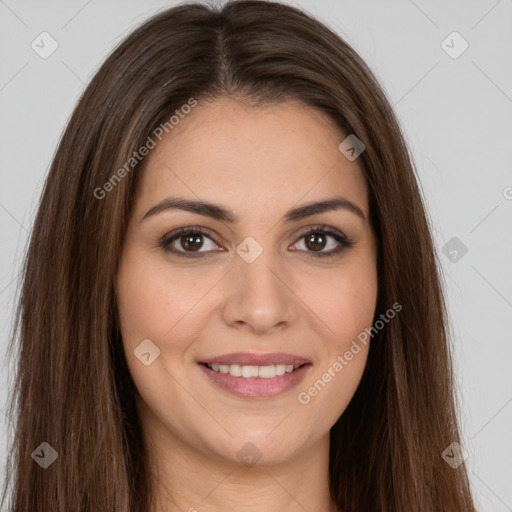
(306, 262, 378, 348)
(296, 257, 377, 415)
(116, 250, 198, 409)
(296, 271, 376, 424)
(116, 249, 202, 342)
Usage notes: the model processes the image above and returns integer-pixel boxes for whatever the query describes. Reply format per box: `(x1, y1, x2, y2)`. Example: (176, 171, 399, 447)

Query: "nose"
(221, 247, 298, 335)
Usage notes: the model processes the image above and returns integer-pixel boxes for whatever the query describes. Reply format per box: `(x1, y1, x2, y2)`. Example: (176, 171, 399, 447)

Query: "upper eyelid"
(162, 225, 348, 250)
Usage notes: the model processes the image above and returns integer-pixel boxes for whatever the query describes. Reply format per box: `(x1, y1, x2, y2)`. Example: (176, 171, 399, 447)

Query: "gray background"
(1, 0, 511, 510)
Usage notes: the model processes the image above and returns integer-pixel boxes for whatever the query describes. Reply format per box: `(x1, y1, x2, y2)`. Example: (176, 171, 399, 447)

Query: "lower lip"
(198, 363, 312, 398)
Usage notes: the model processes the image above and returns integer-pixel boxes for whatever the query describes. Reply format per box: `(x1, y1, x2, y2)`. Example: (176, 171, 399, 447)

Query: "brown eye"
(179, 233, 204, 252)
(304, 232, 328, 252)
(160, 227, 221, 258)
(160, 225, 354, 260)
(292, 226, 355, 259)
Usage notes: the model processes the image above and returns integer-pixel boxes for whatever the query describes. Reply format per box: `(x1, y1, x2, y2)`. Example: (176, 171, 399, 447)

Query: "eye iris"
(181, 233, 203, 252)
(305, 232, 326, 252)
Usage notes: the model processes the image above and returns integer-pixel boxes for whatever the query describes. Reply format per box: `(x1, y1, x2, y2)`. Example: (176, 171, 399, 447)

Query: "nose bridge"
(236, 236, 286, 300)
(222, 235, 295, 331)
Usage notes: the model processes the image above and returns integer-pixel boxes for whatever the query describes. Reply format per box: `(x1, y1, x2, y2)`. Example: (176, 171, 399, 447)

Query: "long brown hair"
(1, 1, 477, 510)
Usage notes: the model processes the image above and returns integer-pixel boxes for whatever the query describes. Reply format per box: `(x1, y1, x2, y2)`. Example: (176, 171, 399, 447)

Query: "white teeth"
(258, 365, 277, 379)
(229, 364, 242, 377)
(242, 365, 259, 378)
(206, 363, 302, 378)
(275, 364, 286, 376)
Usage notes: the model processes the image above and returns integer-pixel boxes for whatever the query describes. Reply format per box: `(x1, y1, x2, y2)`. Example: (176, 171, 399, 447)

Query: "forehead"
(136, 98, 369, 219)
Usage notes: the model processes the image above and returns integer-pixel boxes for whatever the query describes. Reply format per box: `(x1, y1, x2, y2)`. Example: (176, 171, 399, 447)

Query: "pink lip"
(198, 352, 311, 366)
(197, 352, 312, 399)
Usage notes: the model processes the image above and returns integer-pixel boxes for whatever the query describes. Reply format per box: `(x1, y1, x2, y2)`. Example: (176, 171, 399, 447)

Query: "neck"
(139, 400, 338, 512)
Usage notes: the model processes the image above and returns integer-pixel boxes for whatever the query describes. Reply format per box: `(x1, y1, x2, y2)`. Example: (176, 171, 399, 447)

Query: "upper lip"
(198, 352, 311, 366)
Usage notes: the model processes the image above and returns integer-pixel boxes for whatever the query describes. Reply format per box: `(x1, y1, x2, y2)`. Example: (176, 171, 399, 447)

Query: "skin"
(116, 97, 378, 512)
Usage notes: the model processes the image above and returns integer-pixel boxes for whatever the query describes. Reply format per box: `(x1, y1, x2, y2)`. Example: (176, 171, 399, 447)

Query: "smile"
(204, 363, 302, 378)
(199, 362, 313, 398)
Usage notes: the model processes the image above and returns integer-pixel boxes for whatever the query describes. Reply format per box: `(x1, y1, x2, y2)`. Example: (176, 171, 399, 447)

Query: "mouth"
(201, 362, 306, 378)
(197, 352, 312, 398)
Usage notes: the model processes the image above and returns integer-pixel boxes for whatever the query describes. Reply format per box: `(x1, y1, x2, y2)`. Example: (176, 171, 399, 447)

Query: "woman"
(1, 1, 478, 511)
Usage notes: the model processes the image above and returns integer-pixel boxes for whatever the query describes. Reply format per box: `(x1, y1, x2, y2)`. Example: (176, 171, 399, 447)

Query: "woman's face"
(116, 97, 378, 466)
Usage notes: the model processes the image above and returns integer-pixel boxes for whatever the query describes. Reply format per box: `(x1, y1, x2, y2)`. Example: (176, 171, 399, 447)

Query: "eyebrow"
(141, 196, 365, 223)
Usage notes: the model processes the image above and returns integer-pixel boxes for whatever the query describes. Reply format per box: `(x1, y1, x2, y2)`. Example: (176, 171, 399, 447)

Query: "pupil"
(181, 234, 203, 251)
(306, 233, 326, 252)
(179, 232, 327, 253)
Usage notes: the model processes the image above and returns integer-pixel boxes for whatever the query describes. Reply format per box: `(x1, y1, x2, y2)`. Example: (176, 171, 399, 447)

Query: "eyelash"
(159, 224, 354, 260)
